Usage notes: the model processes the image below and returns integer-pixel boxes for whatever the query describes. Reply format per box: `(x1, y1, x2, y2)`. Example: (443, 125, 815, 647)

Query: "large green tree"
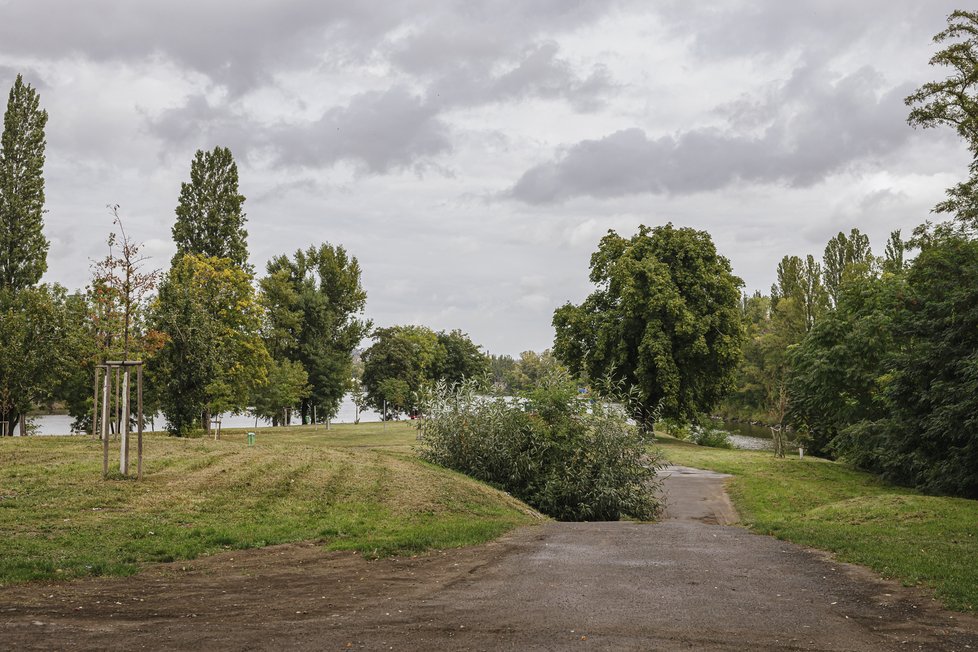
(362, 325, 440, 415)
(361, 326, 486, 415)
(906, 10, 978, 228)
(0, 74, 48, 293)
(251, 359, 310, 426)
(260, 244, 371, 423)
(787, 270, 902, 458)
(553, 224, 744, 424)
(723, 292, 807, 426)
(876, 233, 978, 496)
(151, 254, 269, 435)
(0, 286, 73, 435)
(510, 350, 564, 394)
(172, 146, 249, 269)
(432, 329, 489, 387)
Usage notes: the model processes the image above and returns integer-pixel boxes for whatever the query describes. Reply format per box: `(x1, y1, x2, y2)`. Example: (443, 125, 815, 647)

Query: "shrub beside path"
(3, 466, 978, 650)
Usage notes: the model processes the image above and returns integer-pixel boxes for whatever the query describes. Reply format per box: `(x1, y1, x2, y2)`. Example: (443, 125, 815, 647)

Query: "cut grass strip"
(657, 435, 978, 611)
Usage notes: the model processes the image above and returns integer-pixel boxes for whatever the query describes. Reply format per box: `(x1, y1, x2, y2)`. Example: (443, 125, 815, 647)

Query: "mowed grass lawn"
(657, 435, 978, 611)
(0, 422, 538, 586)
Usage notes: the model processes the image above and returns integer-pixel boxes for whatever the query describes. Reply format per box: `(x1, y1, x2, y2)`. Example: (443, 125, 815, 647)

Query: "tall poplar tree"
(822, 228, 874, 306)
(771, 254, 827, 331)
(0, 74, 48, 292)
(158, 147, 262, 434)
(172, 146, 249, 270)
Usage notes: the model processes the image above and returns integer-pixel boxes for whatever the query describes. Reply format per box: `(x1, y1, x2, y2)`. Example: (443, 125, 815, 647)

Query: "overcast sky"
(0, 1, 969, 355)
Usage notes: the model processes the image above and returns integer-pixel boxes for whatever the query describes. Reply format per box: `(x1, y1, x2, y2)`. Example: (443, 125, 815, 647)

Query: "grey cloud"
(272, 86, 451, 173)
(1, 0, 624, 99)
(149, 86, 451, 173)
(147, 96, 260, 157)
(389, 1, 625, 75)
(484, 42, 614, 111)
(0, 1, 409, 93)
(510, 64, 913, 203)
(0, 66, 47, 90)
(653, 0, 961, 61)
(426, 42, 615, 112)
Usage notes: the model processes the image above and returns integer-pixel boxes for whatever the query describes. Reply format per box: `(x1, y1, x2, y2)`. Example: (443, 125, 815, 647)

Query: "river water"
(28, 403, 791, 451)
(27, 393, 384, 436)
(712, 421, 807, 452)
(717, 421, 775, 451)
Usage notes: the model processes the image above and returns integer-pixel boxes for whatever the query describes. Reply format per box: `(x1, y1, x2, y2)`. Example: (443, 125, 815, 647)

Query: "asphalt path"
(347, 466, 977, 651)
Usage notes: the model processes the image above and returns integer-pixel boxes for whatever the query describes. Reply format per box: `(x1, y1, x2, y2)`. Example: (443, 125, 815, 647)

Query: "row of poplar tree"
(0, 74, 489, 436)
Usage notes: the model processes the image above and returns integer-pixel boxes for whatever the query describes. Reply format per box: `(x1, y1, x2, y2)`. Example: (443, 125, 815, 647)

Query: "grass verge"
(657, 435, 978, 611)
(0, 422, 538, 585)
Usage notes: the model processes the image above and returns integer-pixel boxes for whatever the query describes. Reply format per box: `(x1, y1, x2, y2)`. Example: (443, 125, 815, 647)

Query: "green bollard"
(247, 431, 256, 446)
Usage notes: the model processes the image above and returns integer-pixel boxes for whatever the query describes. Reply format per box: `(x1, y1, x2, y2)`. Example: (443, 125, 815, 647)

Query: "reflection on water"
(28, 393, 384, 436)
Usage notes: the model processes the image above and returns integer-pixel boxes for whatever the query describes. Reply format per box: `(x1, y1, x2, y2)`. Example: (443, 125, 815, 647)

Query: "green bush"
(416, 374, 661, 521)
(690, 426, 733, 449)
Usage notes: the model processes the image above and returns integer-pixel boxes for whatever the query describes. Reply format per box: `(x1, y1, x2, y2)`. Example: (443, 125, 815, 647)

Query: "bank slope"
(0, 423, 539, 585)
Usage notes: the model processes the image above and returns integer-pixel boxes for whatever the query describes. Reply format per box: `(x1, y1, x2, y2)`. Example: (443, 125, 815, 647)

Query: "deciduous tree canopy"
(553, 224, 744, 424)
(151, 254, 269, 435)
(260, 244, 371, 423)
(362, 325, 487, 415)
(906, 10, 978, 227)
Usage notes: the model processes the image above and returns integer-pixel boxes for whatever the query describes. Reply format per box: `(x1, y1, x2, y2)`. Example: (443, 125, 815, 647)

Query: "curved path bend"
(2, 466, 977, 650)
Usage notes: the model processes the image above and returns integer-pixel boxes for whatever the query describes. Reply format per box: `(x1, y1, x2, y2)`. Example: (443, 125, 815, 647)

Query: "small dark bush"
(416, 374, 661, 521)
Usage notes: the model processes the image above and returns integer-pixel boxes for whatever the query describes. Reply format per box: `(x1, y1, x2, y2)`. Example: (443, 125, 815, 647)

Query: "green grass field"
(0, 422, 538, 585)
(657, 435, 978, 611)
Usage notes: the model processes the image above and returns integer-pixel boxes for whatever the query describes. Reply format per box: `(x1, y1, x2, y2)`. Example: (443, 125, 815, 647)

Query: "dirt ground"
(2, 466, 977, 651)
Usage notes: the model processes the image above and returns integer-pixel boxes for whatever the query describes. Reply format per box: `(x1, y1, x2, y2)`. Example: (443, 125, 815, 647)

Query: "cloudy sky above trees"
(0, 0, 967, 355)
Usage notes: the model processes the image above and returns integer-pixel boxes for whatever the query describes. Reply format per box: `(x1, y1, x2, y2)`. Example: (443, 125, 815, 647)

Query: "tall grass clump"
(416, 374, 661, 521)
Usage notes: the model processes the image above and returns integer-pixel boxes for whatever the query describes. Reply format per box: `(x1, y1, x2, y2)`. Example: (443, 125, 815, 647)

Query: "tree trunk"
(8, 411, 22, 436)
(203, 409, 210, 437)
